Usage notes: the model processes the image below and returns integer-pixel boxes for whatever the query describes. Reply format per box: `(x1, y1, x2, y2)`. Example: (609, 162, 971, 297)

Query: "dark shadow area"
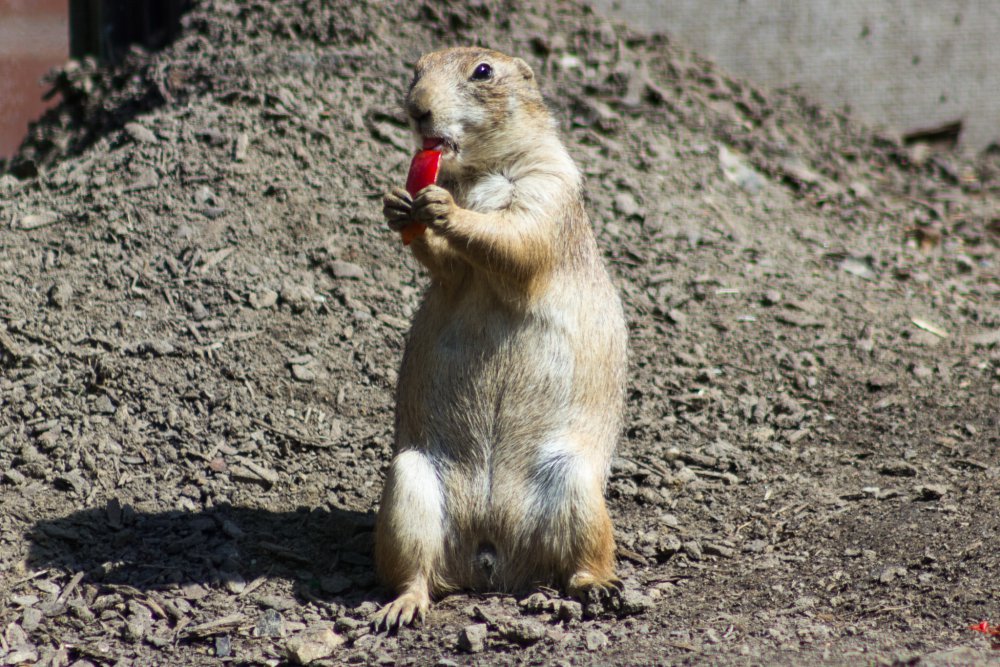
(71, 0, 193, 65)
(26, 502, 383, 608)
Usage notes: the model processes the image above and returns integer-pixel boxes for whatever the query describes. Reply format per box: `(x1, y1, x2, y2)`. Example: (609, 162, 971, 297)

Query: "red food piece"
(401, 149, 441, 245)
(970, 621, 1000, 636)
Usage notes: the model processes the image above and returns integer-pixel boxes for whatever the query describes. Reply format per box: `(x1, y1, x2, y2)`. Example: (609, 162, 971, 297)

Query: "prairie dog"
(375, 47, 628, 630)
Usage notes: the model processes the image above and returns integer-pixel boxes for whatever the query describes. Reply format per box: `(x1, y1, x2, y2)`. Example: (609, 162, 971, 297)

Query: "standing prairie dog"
(375, 47, 628, 630)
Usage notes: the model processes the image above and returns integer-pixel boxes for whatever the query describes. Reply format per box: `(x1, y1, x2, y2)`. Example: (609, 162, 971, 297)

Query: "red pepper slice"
(401, 149, 441, 245)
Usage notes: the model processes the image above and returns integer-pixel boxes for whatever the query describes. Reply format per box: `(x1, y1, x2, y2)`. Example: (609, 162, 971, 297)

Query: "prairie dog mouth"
(421, 136, 458, 156)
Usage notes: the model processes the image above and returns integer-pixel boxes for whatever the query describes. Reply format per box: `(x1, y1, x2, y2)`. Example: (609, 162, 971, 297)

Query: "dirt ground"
(1, 1, 999, 665)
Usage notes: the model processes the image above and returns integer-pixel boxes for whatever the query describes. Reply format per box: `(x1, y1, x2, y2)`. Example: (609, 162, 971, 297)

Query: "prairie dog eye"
(471, 63, 493, 81)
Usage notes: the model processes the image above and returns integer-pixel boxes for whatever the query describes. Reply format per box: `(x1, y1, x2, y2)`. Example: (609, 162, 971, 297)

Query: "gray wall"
(592, 0, 1000, 152)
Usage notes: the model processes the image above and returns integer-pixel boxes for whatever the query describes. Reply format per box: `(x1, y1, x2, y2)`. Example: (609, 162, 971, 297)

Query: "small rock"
(5, 646, 40, 664)
(223, 572, 247, 594)
(48, 282, 73, 309)
(500, 619, 546, 646)
(839, 256, 877, 281)
(291, 364, 317, 383)
(761, 289, 782, 306)
(618, 591, 654, 616)
(328, 260, 365, 280)
(914, 484, 949, 501)
(187, 300, 209, 321)
(866, 373, 896, 391)
(13, 211, 59, 230)
(250, 288, 279, 310)
(585, 629, 609, 650)
(256, 609, 285, 638)
(458, 623, 488, 653)
(613, 192, 642, 219)
(718, 145, 765, 193)
(234, 133, 250, 161)
(703, 542, 736, 559)
(556, 599, 583, 623)
(124, 122, 158, 144)
(286, 627, 346, 665)
(682, 540, 703, 561)
(879, 461, 917, 477)
(3, 469, 27, 486)
(255, 594, 297, 612)
(281, 281, 316, 312)
(55, 472, 89, 496)
(140, 339, 175, 357)
(215, 635, 232, 658)
(878, 565, 908, 584)
(656, 533, 683, 560)
(92, 395, 115, 415)
(22, 606, 43, 632)
(518, 592, 552, 613)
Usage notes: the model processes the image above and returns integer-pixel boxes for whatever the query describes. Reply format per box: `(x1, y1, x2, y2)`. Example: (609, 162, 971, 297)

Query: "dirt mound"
(1, 1, 998, 665)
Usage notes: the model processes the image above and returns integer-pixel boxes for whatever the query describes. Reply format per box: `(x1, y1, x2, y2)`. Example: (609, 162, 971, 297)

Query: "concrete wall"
(591, 0, 1000, 152)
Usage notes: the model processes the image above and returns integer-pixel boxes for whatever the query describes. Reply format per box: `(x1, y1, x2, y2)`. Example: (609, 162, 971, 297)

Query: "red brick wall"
(0, 0, 69, 158)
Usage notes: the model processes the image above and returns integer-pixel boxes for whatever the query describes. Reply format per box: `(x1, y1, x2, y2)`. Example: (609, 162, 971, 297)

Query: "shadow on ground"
(25, 502, 381, 606)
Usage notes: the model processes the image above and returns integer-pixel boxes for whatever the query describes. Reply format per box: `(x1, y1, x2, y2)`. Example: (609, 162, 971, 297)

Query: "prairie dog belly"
(396, 279, 577, 457)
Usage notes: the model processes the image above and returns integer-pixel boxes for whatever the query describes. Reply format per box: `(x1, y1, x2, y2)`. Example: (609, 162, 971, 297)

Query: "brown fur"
(373, 47, 628, 630)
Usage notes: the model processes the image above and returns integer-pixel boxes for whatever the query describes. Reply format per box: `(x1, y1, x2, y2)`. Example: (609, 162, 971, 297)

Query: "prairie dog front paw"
(410, 185, 454, 231)
(383, 187, 413, 232)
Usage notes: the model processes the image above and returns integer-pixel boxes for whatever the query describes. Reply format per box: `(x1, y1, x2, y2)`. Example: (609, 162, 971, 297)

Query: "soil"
(1, 1, 999, 665)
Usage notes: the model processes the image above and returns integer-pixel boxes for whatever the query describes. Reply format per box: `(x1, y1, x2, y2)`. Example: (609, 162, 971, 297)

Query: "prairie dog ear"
(512, 57, 534, 81)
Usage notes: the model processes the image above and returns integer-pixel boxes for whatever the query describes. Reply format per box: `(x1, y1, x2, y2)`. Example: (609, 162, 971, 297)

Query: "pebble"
(556, 599, 583, 623)
(48, 282, 73, 309)
(285, 627, 345, 664)
(4, 469, 27, 486)
(328, 260, 365, 280)
(5, 646, 40, 664)
(682, 540, 703, 560)
(914, 484, 949, 501)
(458, 623, 488, 653)
(124, 122, 158, 144)
(879, 461, 917, 477)
(291, 364, 317, 383)
(585, 629, 609, 650)
(250, 288, 279, 310)
(500, 619, 546, 645)
(22, 606, 43, 632)
(13, 211, 59, 230)
(187, 299, 209, 321)
(141, 339, 175, 357)
(256, 609, 285, 637)
(281, 281, 316, 312)
(234, 133, 250, 161)
(613, 191, 642, 219)
(56, 472, 89, 496)
(618, 591, 655, 616)
(878, 565, 908, 584)
(215, 635, 232, 658)
(92, 395, 116, 415)
(518, 592, 552, 613)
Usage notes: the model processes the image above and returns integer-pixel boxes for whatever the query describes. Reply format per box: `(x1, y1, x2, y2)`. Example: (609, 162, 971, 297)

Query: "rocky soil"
(1, 0, 998, 665)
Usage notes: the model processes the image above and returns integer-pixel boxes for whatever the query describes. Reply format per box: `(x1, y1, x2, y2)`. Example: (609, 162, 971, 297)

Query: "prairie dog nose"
(406, 100, 431, 124)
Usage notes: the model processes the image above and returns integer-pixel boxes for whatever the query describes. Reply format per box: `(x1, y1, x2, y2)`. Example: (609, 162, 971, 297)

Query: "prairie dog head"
(404, 47, 555, 174)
